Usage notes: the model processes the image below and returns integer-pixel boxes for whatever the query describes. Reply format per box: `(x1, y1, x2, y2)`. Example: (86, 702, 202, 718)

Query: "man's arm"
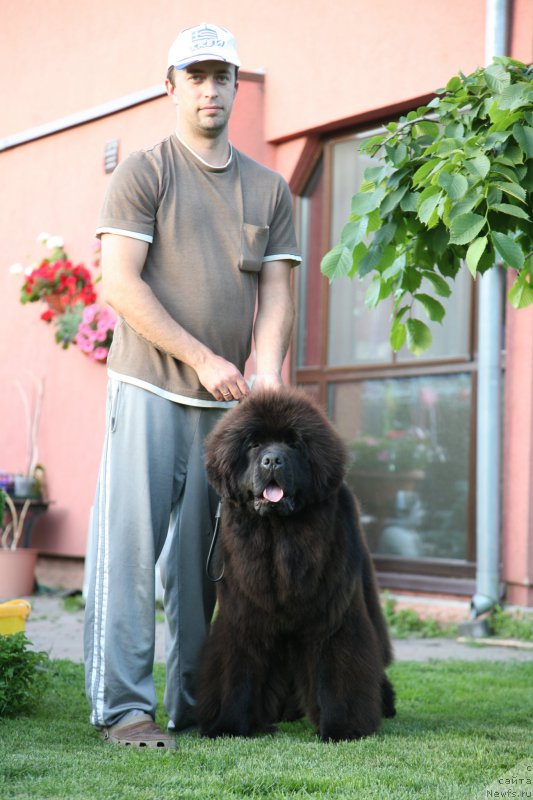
(101, 233, 249, 401)
(253, 260, 295, 390)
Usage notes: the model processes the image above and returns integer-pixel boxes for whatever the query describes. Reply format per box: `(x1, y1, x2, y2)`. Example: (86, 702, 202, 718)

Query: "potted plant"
(0, 488, 39, 599)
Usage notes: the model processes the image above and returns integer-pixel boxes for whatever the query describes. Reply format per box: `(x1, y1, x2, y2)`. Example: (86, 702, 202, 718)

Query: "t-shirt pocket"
(239, 223, 270, 272)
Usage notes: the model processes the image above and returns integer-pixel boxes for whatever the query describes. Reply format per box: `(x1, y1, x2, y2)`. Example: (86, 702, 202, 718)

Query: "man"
(83, 23, 301, 748)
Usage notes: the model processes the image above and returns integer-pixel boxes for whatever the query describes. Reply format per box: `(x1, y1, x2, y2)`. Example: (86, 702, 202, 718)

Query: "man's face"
(166, 61, 238, 139)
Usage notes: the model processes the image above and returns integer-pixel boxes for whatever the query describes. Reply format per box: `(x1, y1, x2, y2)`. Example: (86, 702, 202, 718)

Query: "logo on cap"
(191, 26, 225, 51)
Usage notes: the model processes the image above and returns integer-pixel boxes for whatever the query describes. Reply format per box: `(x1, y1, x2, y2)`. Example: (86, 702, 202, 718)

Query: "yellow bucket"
(0, 599, 32, 635)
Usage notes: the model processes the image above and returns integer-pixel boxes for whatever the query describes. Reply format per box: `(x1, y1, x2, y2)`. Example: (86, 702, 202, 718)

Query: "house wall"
(1, 0, 532, 604)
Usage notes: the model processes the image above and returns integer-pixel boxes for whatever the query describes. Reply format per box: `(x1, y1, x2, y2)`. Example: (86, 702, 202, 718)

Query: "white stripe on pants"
(83, 378, 223, 729)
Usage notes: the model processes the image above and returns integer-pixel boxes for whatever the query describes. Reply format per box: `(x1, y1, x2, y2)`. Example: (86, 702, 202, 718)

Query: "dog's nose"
(261, 449, 285, 469)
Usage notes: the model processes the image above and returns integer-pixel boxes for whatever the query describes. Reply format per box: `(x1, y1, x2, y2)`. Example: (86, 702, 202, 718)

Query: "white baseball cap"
(167, 23, 241, 70)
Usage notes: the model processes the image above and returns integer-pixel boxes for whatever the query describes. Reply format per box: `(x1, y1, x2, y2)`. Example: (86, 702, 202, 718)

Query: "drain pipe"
(470, 0, 509, 619)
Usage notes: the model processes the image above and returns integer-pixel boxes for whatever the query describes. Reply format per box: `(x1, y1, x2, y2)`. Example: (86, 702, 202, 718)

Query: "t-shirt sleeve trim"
(262, 253, 302, 264)
(96, 227, 153, 243)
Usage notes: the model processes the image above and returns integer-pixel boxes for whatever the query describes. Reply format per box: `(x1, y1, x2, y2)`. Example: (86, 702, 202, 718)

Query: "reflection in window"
(329, 374, 472, 561)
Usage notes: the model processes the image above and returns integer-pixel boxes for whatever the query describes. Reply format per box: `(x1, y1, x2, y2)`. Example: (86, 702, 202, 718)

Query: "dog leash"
(206, 500, 224, 582)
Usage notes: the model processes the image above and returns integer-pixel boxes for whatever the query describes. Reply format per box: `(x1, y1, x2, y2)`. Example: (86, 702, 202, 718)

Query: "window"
(295, 129, 480, 591)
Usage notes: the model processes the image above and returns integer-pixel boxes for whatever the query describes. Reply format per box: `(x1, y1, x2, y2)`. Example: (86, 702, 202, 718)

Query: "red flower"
(40, 309, 54, 322)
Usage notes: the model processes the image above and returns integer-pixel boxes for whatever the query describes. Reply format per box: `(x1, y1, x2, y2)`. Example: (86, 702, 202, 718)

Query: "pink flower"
(91, 347, 109, 361)
(82, 304, 100, 325)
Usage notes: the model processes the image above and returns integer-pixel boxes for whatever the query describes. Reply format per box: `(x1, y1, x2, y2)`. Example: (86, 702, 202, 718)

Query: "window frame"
(293, 126, 492, 594)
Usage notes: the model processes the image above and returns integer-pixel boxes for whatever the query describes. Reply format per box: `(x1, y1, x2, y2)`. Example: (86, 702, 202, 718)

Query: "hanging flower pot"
(17, 234, 113, 360)
(45, 292, 65, 315)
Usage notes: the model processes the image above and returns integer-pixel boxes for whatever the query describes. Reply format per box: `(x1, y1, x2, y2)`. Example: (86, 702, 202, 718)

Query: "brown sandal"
(100, 713, 177, 748)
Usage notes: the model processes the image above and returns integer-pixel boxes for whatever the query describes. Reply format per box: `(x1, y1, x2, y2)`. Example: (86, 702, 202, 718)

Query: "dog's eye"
(248, 441, 259, 450)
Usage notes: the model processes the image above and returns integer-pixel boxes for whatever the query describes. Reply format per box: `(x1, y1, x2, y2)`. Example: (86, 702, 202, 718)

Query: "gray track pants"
(84, 378, 224, 729)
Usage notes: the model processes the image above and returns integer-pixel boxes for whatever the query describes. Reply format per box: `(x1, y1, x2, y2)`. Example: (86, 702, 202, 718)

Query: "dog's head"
(205, 388, 346, 516)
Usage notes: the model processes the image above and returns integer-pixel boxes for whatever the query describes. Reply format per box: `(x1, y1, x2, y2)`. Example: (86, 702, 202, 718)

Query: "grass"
(1, 659, 532, 799)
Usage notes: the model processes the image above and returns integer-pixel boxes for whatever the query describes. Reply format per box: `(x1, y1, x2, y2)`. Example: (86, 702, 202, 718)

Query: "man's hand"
(252, 371, 283, 392)
(194, 353, 250, 402)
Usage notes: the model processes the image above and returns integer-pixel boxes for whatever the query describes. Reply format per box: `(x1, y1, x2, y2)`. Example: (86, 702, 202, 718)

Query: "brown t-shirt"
(96, 135, 301, 405)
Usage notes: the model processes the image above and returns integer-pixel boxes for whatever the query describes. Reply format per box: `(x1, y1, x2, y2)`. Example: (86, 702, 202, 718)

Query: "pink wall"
(7, 0, 532, 146)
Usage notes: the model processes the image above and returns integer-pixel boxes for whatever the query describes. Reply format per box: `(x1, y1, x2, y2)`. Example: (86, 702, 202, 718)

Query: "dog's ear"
(204, 419, 243, 497)
(285, 394, 347, 499)
(305, 422, 347, 499)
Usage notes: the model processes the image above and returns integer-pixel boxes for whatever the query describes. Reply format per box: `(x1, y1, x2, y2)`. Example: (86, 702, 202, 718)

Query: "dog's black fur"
(195, 388, 396, 741)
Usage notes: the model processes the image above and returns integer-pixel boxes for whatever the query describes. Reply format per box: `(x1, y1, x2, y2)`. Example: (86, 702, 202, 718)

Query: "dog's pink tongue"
(263, 484, 284, 503)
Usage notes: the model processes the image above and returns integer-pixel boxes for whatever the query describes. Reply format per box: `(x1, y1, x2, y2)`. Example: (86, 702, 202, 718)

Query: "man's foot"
(100, 712, 176, 748)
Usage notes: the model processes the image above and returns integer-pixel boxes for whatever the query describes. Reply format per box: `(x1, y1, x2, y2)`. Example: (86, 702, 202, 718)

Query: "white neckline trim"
(176, 134, 233, 169)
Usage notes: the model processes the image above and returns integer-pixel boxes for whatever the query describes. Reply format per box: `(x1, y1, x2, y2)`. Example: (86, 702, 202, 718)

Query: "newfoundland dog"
(195, 388, 396, 741)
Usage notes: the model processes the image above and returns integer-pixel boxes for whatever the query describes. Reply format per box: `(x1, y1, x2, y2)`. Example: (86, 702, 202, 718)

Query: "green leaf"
(465, 236, 488, 277)
(386, 142, 408, 166)
(488, 110, 523, 133)
(491, 231, 525, 269)
(512, 124, 533, 158)
(364, 166, 388, 183)
(415, 120, 440, 138)
(401, 267, 422, 292)
(447, 191, 483, 221)
(490, 163, 520, 182)
(358, 243, 386, 278)
(464, 155, 491, 179)
(400, 191, 420, 212)
(508, 272, 533, 308)
(499, 83, 531, 111)
(412, 158, 442, 186)
(361, 134, 385, 154)
(349, 242, 368, 277)
(448, 213, 486, 245)
(380, 185, 409, 216)
(438, 171, 468, 201)
(445, 75, 462, 92)
(390, 318, 406, 351)
(414, 293, 446, 323)
(489, 181, 527, 204)
(486, 130, 513, 149)
(367, 207, 383, 233)
(422, 270, 451, 297)
(489, 203, 531, 221)
(377, 245, 397, 273)
(320, 245, 353, 280)
(351, 186, 386, 216)
(340, 217, 368, 248)
(417, 187, 442, 226)
(373, 223, 397, 248)
(487, 186, 503, 206)
(383, 254, 406, 281)
(365, 278, 382, 309)
(406, 318, 432, 355)
(483, 64, 511, 94)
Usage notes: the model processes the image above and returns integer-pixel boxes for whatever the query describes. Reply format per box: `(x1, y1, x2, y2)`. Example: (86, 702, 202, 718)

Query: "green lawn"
(1, 660, 531, 799)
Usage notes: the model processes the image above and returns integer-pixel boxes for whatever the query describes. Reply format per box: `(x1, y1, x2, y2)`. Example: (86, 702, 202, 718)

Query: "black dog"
(195, 388, 396, 741)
